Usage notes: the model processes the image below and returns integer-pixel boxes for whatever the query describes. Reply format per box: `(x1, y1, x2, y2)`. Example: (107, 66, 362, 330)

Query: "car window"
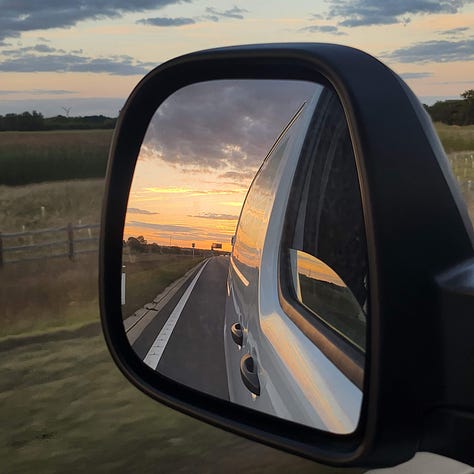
(282, 88, 368, 352)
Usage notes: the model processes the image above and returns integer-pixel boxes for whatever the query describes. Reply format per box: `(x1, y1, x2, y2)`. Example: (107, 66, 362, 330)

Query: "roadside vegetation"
(122, 253, 206, 319)
(425, 89, 474, 126)
(435, 122, 474, 152)
(0, 178, 104, 232)
(0, 129, 112, 185)
(0, 255, 99, 337)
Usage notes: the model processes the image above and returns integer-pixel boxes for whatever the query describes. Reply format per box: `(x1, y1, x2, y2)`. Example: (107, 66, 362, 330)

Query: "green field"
(1, 329, 352, 474)
(0, 129, 112, 185)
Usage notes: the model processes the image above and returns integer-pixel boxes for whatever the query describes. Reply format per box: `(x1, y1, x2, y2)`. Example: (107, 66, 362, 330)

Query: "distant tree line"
(0, 111, 117, 131)
(126, 236, 197, 256)
(425, 90, 474, 126)
(125, 236, 226, 257)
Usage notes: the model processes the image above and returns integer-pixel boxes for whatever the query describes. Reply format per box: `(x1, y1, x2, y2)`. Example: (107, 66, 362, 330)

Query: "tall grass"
(435, 122, 474, 152)
(122, 254, 206, 318)
(0, 179, 103, 232)
(0, 180, 104, 336)
(0, 130, 112, 185)
(0, 255, 99, 337)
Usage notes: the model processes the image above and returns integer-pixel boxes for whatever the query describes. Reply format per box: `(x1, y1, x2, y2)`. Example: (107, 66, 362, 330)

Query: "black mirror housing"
(100, 43, 474, 467)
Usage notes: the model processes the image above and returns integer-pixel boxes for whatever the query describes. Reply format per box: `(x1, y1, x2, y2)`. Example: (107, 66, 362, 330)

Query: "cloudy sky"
(125, 80, 319, 249)
(0, 0, 473, 116)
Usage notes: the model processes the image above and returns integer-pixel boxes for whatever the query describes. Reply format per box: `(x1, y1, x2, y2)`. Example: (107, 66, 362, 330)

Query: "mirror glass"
(122, 80, 367, 434)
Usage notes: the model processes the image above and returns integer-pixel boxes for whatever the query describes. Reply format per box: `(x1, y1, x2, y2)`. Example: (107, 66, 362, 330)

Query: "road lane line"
(143, 259, 210, 370)
(124, 259, 208, 344)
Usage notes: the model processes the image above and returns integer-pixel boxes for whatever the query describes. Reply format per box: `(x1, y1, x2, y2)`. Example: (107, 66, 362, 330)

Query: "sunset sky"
(0, 1, 473, 117)
(124, 80, 317, 250)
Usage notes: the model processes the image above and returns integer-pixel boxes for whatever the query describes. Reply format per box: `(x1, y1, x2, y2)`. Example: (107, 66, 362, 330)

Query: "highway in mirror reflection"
(125, 256, 230, 400)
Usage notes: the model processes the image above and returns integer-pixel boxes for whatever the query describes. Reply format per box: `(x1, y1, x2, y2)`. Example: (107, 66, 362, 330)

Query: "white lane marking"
(143, 259, 210, 370)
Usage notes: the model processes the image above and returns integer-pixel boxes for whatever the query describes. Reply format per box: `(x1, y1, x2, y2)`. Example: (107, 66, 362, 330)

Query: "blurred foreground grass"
(0, 326, 357, 474)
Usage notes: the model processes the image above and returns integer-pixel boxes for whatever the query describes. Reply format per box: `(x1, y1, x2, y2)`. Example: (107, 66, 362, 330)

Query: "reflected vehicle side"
(224, 86, 367, 434)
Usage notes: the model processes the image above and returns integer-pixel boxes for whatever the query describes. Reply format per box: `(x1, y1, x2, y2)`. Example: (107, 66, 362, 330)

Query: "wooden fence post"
(67, 223, 74, 261)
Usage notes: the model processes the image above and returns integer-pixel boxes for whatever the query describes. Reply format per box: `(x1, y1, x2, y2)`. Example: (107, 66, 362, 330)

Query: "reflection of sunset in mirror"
(125, 150, 251, 252)
(124, 80, 318, 254)
(295, 250, 345, 287)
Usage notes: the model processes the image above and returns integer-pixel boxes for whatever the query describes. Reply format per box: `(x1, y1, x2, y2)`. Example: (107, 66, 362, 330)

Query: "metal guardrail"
(0, 223, 100, 266)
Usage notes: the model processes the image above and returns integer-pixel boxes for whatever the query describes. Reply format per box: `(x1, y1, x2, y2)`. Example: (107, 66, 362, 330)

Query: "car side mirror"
(100, 43, 474, 468)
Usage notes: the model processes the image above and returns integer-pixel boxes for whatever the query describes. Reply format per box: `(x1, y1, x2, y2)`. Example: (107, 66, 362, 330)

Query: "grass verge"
(0, 329, 356, 474)
(0, 178, 103, 232)
(122, 254, 206, 318)
(0, 255, 99, 338)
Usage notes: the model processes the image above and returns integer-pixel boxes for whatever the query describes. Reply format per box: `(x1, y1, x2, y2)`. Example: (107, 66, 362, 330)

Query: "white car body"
(224, 86, 362, 434)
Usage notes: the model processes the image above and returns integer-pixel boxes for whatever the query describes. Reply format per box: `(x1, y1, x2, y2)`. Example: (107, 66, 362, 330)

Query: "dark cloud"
(0, 0, 190, 42)
(300, 25, 346, 35)
(204, 6, 248, 21)
(326, 0, 471, 27)
(190, 213, 239, 220)
(219, 170, 256, 182)
(147, 230, 232, 244)
(0, 51, 155, 74)
(138, 6, 248, 26)
(432, 80, 474, 85)
(137, 16, 195, 26)
(399, 72, 433, 79)
(439, 27, 470, 36)
(2, 44, 60, 55)
(127, 208, 159, 215)
(0, 89, 77, 95)
(386, 38, 474, 63)
(142, 80, 318, 174)
(127, 221, 195, 233)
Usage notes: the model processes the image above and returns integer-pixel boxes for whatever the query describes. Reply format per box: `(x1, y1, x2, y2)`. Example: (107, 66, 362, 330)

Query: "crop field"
(0, 129, 112, 185)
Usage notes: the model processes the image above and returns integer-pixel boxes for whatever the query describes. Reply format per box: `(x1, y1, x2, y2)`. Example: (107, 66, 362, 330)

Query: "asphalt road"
(131, 256, 230, 400)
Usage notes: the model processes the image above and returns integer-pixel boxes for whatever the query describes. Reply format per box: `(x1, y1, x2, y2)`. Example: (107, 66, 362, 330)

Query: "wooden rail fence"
(0, 223, 100, 266)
